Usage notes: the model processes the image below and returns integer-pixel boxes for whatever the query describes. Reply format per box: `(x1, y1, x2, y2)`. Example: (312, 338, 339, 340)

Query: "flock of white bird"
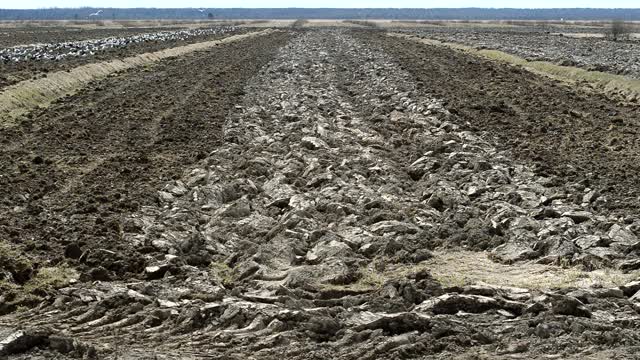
(0, 26, 238, 63)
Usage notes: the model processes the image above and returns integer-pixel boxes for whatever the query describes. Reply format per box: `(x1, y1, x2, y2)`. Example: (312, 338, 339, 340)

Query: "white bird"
(198, 9, 205, 13)
(89, 10, 103, 17)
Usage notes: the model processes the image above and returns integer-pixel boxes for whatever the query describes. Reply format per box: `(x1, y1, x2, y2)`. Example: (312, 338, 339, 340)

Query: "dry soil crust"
(2, 29, 640, 360)
(420, 29, 640, 80)
(0, 27, 248, 90)
(358, 30, 640, 215)
(0, 31, 292, 285)
(0, 26, 189, 48)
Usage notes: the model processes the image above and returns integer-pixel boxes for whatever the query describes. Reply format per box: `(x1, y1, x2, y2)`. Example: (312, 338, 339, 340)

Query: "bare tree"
(291, 19, 308, 28)
(609, 19, 631, 41)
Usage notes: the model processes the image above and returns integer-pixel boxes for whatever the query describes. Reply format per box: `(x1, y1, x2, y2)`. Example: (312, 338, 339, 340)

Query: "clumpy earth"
(0, 25, 246, 90)
(406, 27, 640, 80)
(0, 26, 193, 48)
(2, 27, 640, 359)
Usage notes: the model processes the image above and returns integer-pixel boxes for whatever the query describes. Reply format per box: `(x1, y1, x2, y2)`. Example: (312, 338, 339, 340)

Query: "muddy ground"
(0, 26, 191, 48)
(362, 30, 640, 214)
(406, 27, 640, 80)
(2, 28, 640, 359)
(0, 29, 291, 305)
(0, 26, 247, 90)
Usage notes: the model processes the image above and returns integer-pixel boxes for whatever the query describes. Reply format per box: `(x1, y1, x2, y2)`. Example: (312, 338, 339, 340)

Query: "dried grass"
(423, 250, 640, 290)
(391, 32, 640, 103)
(316, 249, 637, 293)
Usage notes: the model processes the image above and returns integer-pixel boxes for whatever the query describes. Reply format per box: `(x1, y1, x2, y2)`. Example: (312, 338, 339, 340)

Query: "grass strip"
(0, 30, 273, 124)
(390, 32, 640, 103)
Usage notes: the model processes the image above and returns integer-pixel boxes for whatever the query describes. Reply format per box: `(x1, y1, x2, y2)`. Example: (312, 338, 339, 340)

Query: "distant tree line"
(1, 8, 640, 21)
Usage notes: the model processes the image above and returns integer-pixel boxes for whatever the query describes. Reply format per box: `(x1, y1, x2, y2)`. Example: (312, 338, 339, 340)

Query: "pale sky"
(2, 0, 639, 9)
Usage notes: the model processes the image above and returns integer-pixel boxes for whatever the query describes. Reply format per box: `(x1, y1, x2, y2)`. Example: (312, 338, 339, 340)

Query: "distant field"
(2, 18, 639, 31)
(0, 19, 254, 29)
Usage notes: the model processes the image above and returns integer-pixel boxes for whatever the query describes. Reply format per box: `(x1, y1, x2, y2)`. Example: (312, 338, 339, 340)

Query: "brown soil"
(360, 30, 640, 215)
(0, 27, 248, 90)
(2, 28, 640, 360)
(0, 26, 187, 48)
(0, 31, 291, 287)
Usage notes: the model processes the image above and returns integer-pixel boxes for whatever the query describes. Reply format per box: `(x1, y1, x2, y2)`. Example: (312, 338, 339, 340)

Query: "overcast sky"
(2, 0, 639, 9)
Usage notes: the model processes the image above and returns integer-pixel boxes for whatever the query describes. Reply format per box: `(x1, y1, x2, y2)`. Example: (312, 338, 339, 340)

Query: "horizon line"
(2, 7, 640, 10)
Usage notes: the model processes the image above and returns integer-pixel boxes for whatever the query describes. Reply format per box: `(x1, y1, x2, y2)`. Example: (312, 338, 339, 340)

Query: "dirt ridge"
(3, 28, 640, 359)
(390, 32, 640, 103)
(0, 30, 273, 122)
